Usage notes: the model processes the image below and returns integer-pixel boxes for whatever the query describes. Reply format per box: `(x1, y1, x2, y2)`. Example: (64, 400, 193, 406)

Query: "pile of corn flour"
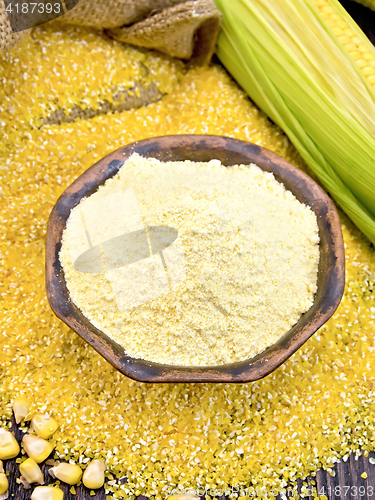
(60, 153, 319, 366)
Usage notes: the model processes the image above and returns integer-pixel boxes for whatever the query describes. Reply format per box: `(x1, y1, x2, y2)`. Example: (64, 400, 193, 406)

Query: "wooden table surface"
(4, 414, 375, 500)
(3, 1, 375, 499)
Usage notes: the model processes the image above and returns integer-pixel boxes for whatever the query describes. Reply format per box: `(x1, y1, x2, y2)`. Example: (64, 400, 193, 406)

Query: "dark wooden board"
(4, 448, 375, 500)
(3, 2, 375, 500)
(4, 411, 375, 500)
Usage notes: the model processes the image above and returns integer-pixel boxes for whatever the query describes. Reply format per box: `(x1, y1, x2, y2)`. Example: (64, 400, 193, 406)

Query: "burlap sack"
(60, 0, 184, 28)
(1, 0, 221, 124)
(108, 0, 222, 64)
(62, 0, 221, 63)
(0, 1, 30, 54)
(1, 0, 221, 64)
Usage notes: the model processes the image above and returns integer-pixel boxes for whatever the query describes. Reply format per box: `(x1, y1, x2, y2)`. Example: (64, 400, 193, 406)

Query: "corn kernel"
(0, 428, 20, 460)
(31, 486, 64, 500)
(0, 474, 8, 495)
(0, 460, 9, 495)
(13, 397, 31, 424)
(19, 476, 31, 490)
(31, 415, 58, 440)
(50, 463, 82, 485)
(23, 435, 54, 464)
(20, 458, 44, 485)
(82, 460, 106, 489)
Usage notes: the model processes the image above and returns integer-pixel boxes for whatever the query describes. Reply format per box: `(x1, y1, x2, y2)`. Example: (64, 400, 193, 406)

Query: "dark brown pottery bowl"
(46, 135, 345, 383)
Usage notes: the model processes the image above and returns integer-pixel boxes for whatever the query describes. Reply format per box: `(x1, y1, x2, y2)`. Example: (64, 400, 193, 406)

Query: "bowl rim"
(45, 134, 345, 383)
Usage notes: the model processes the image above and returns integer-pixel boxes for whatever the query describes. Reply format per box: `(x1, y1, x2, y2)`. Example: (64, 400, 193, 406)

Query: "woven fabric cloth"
(60, 0, 184, 28)
(0, 1, 30, 53)
(0, 0, 221, 63)
(108, 0, 222, 64)
(62, 0, 221, 63)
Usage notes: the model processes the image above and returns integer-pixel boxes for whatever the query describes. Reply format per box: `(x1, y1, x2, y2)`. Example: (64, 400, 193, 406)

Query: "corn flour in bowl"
(59, 152, 320, 367)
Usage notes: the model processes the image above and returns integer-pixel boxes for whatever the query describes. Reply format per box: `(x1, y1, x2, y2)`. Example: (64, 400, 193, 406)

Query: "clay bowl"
(46, 135, 345, 383)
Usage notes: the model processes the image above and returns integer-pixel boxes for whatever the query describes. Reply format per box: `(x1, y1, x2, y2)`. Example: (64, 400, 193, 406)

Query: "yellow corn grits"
(0, 22, 374, 500)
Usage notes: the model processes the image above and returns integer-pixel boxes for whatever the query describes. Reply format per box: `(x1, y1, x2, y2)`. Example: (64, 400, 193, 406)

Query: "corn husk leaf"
(215, 0, 375, 244)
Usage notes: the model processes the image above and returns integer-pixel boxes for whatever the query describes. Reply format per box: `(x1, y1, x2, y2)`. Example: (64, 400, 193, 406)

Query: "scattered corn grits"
(0, 22, 183, 145)
(0, 21, 374, 500)
(60, 154, 319, 366)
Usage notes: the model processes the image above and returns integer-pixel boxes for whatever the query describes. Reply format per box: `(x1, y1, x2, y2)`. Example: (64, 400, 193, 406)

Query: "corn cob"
(215, 0, 375, 245)
(312, 0, 375, 85)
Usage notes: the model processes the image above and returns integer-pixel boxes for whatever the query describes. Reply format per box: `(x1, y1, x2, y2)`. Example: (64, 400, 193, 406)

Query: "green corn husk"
(214, 0, 375, 245)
